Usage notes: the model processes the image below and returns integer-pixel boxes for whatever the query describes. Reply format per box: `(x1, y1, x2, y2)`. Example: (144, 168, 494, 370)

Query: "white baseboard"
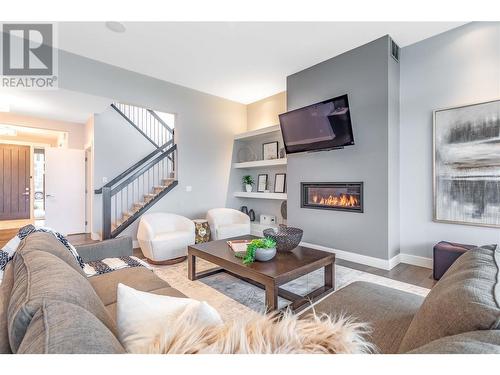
(91, 232, 101, 241)
(300, 241, 394, 270)
(399, 253, 433, 269)
(300, 241, 433, 270)
(388, 254, 401, 270)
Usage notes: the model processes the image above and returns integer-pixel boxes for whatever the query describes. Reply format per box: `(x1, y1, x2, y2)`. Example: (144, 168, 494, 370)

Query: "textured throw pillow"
(0, 225, 84, 284)
(399, 246, 500, 353)
(8, 251, 116, 352)
(116, 283, 222, 353)
(16, 232, 86, 276)
(408, 330, 500, 354)
(17, 300, 125, 354)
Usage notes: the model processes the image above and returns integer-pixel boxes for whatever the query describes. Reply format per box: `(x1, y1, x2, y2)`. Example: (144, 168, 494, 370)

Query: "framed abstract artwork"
(433, 99, 500, 227)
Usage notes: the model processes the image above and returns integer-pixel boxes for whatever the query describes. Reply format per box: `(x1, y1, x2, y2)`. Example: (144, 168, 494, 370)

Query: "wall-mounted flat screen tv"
(279, 94, 354, 154)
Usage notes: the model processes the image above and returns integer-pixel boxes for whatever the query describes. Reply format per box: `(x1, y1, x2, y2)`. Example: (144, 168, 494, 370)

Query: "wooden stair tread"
(107, 179, 178, 237)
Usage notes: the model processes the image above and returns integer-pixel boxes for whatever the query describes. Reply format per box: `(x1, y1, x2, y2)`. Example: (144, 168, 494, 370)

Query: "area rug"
(153, 259, 430, 321)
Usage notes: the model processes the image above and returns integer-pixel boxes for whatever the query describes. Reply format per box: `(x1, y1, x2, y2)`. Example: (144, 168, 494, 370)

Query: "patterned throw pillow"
(0, 235, 21, 283)
(0, 225, 84, 284)
(83, 256, 151, 277)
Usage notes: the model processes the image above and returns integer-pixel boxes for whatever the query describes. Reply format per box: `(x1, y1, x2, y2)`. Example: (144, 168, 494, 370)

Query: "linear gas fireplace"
(301, 182, 363, 213)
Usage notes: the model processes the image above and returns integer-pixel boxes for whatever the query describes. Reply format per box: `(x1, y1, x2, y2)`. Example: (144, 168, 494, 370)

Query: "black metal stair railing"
(111, 102, 174, 149)
(95, 102, 177, 240)
(100, 144, 177, 239)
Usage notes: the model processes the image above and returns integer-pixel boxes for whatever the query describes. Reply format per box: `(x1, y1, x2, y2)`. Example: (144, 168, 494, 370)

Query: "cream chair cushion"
(137, 213, 195, 262)
(206, 208, 250, 240)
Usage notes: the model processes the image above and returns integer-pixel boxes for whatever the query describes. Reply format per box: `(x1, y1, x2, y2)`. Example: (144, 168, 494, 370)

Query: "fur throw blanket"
(145, 306, 373, 354)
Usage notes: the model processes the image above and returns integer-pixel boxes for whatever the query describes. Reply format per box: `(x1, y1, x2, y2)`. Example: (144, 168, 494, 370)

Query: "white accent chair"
(206, 208, 251, 240)
(137, 213, 195, 264)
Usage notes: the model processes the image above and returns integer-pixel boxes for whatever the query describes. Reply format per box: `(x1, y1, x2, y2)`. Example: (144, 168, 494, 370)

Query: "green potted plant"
(242, 175, 254, 193)
(236, 237, 277, 264)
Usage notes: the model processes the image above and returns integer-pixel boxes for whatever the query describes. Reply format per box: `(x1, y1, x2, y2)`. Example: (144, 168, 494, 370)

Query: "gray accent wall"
(400, 22, 500, 258)
(286, 36, 399, 260)
(388, 46, 401, 259)
(56, 49, 246, 238)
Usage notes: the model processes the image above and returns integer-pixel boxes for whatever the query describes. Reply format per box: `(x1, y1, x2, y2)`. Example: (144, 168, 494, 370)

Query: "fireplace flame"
(312, 193, 359, 207)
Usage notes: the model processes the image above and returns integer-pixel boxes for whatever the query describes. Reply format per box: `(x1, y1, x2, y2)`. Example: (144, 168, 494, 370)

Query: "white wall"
(400, 22, 500, 258)
(55, 49, 246, 239)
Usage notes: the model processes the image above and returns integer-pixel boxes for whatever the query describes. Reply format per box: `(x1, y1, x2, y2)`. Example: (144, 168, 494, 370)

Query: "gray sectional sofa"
(1, 232, 499, 353)
(311, 244, 500, 353)
(0, 232, 185, 354)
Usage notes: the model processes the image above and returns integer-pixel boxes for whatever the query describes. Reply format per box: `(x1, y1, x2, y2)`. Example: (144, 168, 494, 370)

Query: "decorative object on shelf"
(433, 99, 500, 227)
(263, 225, 303, 253)
(257, 174, 268, 192)
(237, 146, 256, 163)
(263, 141, 278, 160)
(242, 175, 254, 193)
(248, 209, 256, 222)
(274, 173, 286, 193)
(234, 237, 277, 264)
(193, 219, 211, 244)
(260, 214, 276, 225)
(279, 147, 286, 159)
(280, 201, 287, 221)
(240, 206, 248, 215)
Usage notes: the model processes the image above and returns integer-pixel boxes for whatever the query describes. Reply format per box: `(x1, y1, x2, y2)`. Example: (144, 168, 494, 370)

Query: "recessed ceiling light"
(105, 22, 126, 33)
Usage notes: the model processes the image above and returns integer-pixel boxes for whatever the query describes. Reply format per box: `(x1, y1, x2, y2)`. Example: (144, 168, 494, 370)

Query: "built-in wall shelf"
(234, 192, 287, 200)
(233, 158, 287, 169)
(234, 125, 281, 141)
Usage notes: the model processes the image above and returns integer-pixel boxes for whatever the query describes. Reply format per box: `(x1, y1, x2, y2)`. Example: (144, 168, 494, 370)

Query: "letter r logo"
(2, 24, 53, 76)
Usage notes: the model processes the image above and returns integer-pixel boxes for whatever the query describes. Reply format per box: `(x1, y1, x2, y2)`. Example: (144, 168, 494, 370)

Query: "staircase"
(95, 103, 177, 239)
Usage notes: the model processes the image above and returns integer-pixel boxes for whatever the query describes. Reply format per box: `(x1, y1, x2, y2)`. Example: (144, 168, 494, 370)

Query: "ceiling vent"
(390, 38, 400, 62)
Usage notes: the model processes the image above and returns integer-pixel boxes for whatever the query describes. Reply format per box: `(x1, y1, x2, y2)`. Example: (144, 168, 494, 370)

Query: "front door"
(0, 144, 31, 220)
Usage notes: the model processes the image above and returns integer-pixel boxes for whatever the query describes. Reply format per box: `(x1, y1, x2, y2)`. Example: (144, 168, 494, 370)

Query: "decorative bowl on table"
(254, 247, 277, 262)
(263, 225, 303, 253)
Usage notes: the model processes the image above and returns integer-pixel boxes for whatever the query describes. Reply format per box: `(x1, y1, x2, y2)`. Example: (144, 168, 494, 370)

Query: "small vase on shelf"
(242, 175, 254, 193)
(248, 209, 256, 222)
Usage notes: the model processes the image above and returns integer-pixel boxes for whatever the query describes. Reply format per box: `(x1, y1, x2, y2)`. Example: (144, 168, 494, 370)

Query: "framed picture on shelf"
(257, 174, 268, 192)
(274, 173, 286, 193)
(263, 141, 278, 160)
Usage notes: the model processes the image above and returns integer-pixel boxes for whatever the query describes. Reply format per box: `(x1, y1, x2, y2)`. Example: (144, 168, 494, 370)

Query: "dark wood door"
(0, 144, 30, 220)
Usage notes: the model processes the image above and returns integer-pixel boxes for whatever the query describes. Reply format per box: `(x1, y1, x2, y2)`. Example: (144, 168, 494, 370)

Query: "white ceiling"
(58, 22, 465, 104)
(0, 89, 111, 123)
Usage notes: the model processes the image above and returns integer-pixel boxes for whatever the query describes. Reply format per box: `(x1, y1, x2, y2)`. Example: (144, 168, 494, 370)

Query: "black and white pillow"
(0, 225, 84, 284)
(83, 256, 151, 277)
(0, 235, 21, 283)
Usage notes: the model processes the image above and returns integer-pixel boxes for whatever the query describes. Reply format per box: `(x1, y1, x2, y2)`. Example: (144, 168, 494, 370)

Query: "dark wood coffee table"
(187, 235, 335, 312)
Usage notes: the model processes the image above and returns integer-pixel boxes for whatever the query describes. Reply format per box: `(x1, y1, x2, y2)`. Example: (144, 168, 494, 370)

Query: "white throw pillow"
(116, 283, 222, 353)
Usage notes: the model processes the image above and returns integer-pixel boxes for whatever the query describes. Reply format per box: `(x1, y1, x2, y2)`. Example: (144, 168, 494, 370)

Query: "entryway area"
(0, 124, 73, 241)
(0, 88, 110, 246)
